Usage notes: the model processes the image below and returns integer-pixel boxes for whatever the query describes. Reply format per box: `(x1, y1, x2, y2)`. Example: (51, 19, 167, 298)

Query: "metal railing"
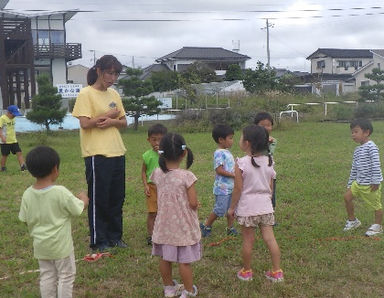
(33, 43, 82, 61)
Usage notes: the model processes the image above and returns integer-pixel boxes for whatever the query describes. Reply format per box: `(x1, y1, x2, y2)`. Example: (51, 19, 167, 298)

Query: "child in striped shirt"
(343, 119, 383, 236)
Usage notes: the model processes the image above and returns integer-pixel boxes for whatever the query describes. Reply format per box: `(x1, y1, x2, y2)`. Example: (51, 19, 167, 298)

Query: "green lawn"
(1, 121, 384, 297)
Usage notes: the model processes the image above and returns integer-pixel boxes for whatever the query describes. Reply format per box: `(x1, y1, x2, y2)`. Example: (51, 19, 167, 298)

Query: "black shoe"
(146, 236, 152, 246)
(1, 167, 6, 172)
(110, 239, 128, 248)
(20, 164, 27, 171)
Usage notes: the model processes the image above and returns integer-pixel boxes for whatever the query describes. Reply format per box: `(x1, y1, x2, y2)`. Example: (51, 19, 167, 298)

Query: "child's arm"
(77, 191, 89, 208)
(215, 165, 235, 178)
(227, 164, 243, 217)
(369, 145, 383, 191)
(141, 163, 150, 196)
(269, 137, 277, 155)
(187, 182, 199, 210)
(347, 153, 357, 188)
(0, 127, 5, 143)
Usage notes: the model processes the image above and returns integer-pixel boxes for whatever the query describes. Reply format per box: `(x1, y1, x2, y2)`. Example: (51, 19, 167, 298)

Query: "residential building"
(352, 50, 384, 88)
(67, 64, 89, 86)
(0, 0, 81, 109)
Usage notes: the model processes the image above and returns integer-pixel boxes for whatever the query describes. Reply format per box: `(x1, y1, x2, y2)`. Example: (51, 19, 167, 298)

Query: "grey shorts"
(152, 242, 202, 263)
(213, 194, 232, 217)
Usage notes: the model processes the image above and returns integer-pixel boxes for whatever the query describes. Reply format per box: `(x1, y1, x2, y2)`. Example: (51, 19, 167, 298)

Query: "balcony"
(34, 43, 82, 61)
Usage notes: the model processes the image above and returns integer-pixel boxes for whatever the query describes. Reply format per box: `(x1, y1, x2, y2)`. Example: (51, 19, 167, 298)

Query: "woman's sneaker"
(163, 280, 184, 297)
(365, 224, 383, 236)
(179, 285, 198, 297)
(237, 268, 253, 281)
(265, 269, 284, 282)
(343, 218, 361, 231)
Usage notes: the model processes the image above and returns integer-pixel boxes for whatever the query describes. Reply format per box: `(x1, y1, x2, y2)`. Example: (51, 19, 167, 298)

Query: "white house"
(352, 50, 384, 88)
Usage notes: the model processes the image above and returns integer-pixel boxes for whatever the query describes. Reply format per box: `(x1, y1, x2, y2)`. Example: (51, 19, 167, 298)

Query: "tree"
(358, 68, 384, 102)
(118, 68, 162, 130)
(225, 64, 243, 81)
(242, 61, 280, 94)
(26, 74, 66, 131)
(180, 61, 217, 83)
(151, 71, 179, 92)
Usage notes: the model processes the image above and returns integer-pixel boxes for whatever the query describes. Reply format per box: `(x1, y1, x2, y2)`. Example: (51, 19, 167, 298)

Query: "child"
(343, 119, 383, 236)
(151, 133, 200, 297)
(228, 125, 283, 282)
(19, 146, 89, 297)
(200, 124, 237, 237)
(254, 112, 277, 210)
(0, 105, 26, 171)
(142, 123, 168, 245)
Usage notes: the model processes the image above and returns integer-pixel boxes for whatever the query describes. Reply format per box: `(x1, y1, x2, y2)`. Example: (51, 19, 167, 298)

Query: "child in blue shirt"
(200, 124, 237, 237)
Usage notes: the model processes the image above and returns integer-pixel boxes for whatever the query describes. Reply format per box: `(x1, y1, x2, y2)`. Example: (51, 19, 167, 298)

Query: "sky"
(4, 0, 384, 71)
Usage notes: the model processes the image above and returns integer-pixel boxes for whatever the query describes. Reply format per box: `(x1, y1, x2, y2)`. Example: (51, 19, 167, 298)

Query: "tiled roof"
(156, 47, 250, 62)
(307, 48, 373, 59)
(371, 49, 384, 58)
(140, 63, 171, 80)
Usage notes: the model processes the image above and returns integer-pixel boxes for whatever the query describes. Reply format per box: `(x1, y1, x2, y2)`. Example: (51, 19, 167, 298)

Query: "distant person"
(72, 55, 128, 252)
(151, 133, 200, 297)
(0, 105, 26, 171)
(228, 125, 283, 282)
(19, 146, 89, 298)
(254, 112, 277, 211)
(200, 124, 237, 237)
(343, 119, 383, 236)
(141, 123, 167, 245)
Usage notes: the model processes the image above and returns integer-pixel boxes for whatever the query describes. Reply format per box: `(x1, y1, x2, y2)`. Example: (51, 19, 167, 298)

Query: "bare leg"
(16, 152, 25, 167)
(179, 263, 193, 292)
(205, 212, 218, 227)
(375, 209, 383, 225)
(159, 259, 173, 286)
(1, 155, 7, 168)
(226, 213, 234, 228)
(344, 189, 356, 220)
(147, 212, 157, 236)
(260, 225, 281, 272)
(241, 226, 255, 271)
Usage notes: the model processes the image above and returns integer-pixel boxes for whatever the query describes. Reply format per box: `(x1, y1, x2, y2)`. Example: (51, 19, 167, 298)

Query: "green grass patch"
(2, 122, 384, 297)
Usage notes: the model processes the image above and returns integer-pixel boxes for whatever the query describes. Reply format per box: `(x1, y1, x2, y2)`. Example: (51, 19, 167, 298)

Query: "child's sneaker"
(179, 285, 198, 297)
(200, 223, 212, 237)
(265, 269, 284, 282)
(237, 268, 253, 281)
(1, 167, 6, 172)
(343, 218, 361, 231)
(20, 164, 27, 171)
(146, 236, 152, 246)
(226, 226, 238, 236)
(163, 280, 184, 297)
(365, 224, 383, 236)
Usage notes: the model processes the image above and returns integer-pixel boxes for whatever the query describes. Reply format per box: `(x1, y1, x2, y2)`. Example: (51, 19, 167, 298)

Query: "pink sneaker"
(237, 268, 253, 281)
(265, 269, 284, 282)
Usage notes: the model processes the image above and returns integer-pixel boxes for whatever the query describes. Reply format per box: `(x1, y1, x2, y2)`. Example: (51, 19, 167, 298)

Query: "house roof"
(0, 0, 9, 10)
(156, 47, 251, 63)
(307, 48, 373, 60)
(0, 9, 78, 22)
(140, 63, 171, 80)
(371, 49, 384, 59)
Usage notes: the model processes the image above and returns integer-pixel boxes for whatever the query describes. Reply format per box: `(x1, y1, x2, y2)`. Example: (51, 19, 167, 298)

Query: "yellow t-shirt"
(0, 114, 17, 144)
(72, 86, 127, 157)
(19, 185, 84, 260)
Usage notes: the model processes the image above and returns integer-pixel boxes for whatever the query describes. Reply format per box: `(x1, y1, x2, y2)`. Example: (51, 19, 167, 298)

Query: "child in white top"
(228, 125, 283, 282)
(151, 133, 200, 298)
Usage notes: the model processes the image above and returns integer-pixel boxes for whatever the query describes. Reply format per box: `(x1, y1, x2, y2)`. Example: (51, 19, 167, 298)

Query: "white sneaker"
(343, 218, 361, 231)
(164, 280, 184, 297)
(179, 285, 198, 297)
(365, 224, 383, 236)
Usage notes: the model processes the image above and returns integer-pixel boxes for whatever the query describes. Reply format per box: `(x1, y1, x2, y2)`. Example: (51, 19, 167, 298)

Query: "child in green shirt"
(141, 124, 167, 245)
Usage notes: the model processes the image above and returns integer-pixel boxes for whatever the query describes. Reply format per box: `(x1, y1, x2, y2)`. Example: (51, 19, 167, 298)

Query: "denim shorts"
(213, 194, 232, 217)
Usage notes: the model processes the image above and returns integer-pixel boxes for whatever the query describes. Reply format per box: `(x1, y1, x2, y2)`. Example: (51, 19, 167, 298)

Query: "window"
(361, 80, 370, 87)
(337, 60, 362, 70)
(316, 60, 325, 69)
(50, 31, 64, 44)
(378, 63, 381, 70)
(37, 30, 49, 46)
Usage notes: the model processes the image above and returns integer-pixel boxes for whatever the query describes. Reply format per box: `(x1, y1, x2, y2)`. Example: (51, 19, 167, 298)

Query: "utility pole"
(89, 50, 96, 65)
(261, 19, 274, 68)
(132, 56, 135, 68)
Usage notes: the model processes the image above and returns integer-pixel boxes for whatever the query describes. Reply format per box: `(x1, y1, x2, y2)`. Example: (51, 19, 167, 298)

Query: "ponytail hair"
(158, 133, 194, 173)
(242, 125, 271, 168)
(87, 54, 123, 85)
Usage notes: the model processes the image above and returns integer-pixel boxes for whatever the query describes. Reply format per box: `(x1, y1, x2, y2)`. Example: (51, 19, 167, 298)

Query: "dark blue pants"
(85, 155, 125, 249)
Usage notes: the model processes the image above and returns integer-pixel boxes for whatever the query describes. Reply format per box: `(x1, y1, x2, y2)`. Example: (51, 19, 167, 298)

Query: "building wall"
(51, 58, 67, 86)
(311, 55, 372, 75)
(68, 65, 89, 86)
(354, 55, 384, 88)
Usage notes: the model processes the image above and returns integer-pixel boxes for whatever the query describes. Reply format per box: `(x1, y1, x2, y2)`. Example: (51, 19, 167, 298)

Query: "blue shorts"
(213, 194, 232, 217)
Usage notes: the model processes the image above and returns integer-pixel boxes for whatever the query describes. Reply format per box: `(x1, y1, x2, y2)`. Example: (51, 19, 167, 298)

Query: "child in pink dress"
(151, 133, 201, 297)
(228, 125, 283, 283)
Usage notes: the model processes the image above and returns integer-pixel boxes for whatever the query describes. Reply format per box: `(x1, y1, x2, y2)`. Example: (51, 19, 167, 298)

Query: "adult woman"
(72, 55, 127, 252)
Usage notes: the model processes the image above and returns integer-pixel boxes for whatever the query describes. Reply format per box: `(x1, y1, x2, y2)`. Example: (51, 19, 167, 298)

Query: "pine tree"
(26, 74, 67, 131)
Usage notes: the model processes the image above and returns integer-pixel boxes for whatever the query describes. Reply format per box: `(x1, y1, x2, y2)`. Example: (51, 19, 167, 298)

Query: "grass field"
(2, 121, 384, 297)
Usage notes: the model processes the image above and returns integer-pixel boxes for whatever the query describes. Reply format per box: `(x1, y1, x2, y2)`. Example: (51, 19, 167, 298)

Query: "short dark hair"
(212, 124, 234, 143)
(350, 118, 373, 135)
(26, 146, 60, 178)
(148, 123, 168, 137)
(254, 112, 274, 126)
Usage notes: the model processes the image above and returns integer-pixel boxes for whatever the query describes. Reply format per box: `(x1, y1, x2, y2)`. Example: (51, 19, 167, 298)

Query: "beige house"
(352, 50, 384, 88)
(67, 64, 89, 86)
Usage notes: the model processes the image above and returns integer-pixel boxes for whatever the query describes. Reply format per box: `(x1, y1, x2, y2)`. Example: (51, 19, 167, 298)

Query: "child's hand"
(269, 136, 275, 143)
(77, 191, 89, 208)
(370, 184, 379, 191)
(144, 185, 150, 197)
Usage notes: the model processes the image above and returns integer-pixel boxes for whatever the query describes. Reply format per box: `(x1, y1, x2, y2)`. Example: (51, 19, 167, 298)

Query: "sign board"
(57, 84, 82, 98)
(158, 97, 172, 109)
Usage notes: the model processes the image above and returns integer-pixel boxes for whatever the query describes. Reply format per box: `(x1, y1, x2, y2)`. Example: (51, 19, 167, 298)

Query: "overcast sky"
(5, 0, 384, 71)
